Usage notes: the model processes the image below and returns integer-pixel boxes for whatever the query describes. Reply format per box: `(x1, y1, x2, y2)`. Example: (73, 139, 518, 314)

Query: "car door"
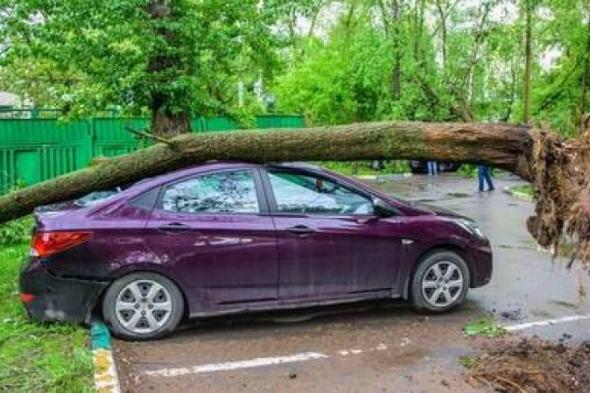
(144, 168, 279, 313)
(262, 167, 402, 301)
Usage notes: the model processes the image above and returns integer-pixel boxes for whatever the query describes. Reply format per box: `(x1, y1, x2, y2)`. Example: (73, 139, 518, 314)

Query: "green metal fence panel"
(0, 119, 92, 191)
(0, 115, 304, 193)
(255, 115, 305, 129)
(92, 118, 148, 157)
(201, 116, 240, 132)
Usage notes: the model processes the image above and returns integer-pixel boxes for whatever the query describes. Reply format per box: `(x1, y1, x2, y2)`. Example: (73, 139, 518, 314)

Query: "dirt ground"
(467, 337, 590, 393)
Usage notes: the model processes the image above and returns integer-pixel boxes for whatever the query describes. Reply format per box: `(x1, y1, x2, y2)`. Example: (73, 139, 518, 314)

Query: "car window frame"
(153, 167, 269, 216)
(260, 166, 378, 218)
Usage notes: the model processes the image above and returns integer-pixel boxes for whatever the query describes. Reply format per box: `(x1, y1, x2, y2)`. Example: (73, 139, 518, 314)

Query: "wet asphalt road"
(114, 174, 590, 393)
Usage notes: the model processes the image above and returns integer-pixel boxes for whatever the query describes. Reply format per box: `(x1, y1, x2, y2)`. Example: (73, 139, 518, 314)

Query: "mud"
(467, 337, 590, 393)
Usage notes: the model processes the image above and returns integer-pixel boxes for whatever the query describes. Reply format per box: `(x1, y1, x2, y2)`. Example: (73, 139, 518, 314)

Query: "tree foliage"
(0, 0, 589, 136)
(272, 0, 590, 135)
(0, 0, 285, 134)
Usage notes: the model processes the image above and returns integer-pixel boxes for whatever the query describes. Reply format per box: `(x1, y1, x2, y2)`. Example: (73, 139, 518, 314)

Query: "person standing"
(427, 160, 437, 176)
(477, 164, 494, 192)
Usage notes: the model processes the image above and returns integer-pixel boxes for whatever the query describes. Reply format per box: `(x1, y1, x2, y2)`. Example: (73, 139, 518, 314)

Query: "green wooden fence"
(0, 115, 304, 193)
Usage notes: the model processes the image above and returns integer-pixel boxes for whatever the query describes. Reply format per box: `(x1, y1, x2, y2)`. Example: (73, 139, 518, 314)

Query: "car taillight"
(32, 231, 92, 257)
(20, 293, 35, 304)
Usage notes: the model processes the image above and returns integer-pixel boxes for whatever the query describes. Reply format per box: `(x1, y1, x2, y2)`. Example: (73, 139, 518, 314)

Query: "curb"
(90, 321, 122, 393)
(354, 173, 412, 181)
(502, 186, 533, 202)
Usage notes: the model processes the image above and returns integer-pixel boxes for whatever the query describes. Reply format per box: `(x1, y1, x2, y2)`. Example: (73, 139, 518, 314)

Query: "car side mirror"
(372, 197, 397, 218)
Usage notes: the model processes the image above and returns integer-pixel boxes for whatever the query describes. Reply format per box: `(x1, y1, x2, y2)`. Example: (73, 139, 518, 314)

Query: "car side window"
(161, 170, 260, 214)
(268, 170, 373, 215)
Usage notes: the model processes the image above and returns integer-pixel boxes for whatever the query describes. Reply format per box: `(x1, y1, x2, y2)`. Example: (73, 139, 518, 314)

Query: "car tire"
(102, 272, 184, 340)
(411, 250, 470, 313)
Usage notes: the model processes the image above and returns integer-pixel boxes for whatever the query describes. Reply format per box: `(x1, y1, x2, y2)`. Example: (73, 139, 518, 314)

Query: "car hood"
(401, 200, 470, 220)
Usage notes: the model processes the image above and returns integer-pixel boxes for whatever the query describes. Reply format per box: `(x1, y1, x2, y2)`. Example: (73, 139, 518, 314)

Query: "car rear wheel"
(102, 272, 184, 340)
(411, 250, 470, 312)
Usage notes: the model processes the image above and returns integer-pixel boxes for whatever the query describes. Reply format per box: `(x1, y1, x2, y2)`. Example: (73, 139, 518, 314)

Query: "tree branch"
(125, 126, 176, 146)
(0, 121, 534, 223)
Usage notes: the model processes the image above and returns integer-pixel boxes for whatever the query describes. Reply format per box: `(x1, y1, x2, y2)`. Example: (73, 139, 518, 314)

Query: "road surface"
(114, 173, 590, 393)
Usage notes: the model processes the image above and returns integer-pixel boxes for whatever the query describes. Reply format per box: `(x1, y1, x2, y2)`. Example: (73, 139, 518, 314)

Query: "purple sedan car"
(20, 162, 492, 340)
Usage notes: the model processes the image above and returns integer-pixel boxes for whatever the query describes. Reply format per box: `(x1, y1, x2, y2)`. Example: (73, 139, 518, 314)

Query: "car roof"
(124, 161, 324, 195)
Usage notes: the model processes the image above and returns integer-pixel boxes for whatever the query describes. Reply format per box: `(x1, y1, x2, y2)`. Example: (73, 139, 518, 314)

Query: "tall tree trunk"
(434, 0, 447, 71)
(391, 0, 402, 101)
(523, 0, 533, 125)
(148, 0, 191, 137)
(413, 0, 423, 63)
(579, 17, 590, 132)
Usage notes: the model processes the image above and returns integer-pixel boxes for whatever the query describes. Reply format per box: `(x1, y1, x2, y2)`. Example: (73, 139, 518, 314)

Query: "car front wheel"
(411, 250, 470, 312)
(102, 272, 184, 340)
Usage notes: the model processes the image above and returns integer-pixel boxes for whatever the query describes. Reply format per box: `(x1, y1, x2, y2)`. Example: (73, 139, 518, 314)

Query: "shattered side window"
(161, 171, 260, 214)
(268, 170, 373, 215)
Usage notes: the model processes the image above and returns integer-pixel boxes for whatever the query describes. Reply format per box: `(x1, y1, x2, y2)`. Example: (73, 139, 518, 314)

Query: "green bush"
(457, 164, 478, 177)
(0, 216, 34, 246)
(322, 160, 410, 176)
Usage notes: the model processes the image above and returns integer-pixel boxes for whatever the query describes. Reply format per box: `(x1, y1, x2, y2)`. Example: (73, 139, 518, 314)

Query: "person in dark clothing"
(477, 164, 494, 192)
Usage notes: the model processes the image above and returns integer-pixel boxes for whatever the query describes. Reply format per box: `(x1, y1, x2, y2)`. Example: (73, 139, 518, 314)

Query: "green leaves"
(464, 317, 506, 338)
(1, 0, 589, 135)
(0, 0, 284, 120)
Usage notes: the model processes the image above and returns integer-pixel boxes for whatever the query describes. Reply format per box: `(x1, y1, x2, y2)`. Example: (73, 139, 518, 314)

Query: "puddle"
(496, 244, 536, 251)
(446, 192, 471, 198)
(530, 309, 554, 319)
(498, 309, 524, 322)
(548, 299, 583, 310)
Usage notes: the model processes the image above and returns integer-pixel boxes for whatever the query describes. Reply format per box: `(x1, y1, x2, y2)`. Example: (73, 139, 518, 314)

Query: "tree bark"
(0, 122, 534, 223)
(434, 0, 448, 71)
(523, 0, 533, 125)
(2, 121, 590, 265)
(579, 17, 590, 132)
(148, 0, 191, 137)
(379, 0, 402, 101)
(391, 0, 402, 101)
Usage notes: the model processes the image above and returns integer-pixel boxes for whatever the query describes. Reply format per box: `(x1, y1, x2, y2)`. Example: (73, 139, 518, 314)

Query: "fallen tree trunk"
(0, 121, 587, 264)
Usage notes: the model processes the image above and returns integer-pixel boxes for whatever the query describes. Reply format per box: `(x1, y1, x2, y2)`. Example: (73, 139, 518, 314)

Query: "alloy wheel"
(421, 260, 464, 308)
(115, 280, 173, 335)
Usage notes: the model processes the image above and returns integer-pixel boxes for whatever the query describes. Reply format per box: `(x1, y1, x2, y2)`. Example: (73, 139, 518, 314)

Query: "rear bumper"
(468, 242, 493, 288)
(20, 258, 108, 324)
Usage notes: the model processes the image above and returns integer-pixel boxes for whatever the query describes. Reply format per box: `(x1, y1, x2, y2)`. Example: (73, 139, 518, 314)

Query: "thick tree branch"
(0, 122, 534, 224)
(3, 121, 590, 265)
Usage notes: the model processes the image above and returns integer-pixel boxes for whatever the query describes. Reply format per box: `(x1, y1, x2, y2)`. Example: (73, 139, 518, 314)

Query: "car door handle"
(285, 225, 316, 236)
(158, 222, 191, 232)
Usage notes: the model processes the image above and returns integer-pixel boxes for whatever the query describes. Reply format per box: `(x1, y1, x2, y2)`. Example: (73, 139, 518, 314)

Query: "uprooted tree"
(0, 121, 589, 265)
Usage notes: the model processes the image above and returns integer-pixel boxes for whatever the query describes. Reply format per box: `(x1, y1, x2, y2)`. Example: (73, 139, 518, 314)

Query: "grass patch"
(0, 244, 93, 393)
(464, 317, 506, 338)
(511, 184, 534, 197)
(459, 355, 479, 369)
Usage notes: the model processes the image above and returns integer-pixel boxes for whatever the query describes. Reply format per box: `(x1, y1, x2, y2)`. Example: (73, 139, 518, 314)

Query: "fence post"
(85, 118, 96, 166)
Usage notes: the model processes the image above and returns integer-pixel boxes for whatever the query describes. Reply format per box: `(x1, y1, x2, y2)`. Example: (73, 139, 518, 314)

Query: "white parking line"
(503, 314, 590, 331)
(144, 352, 329, 378)
(142, 314, 590, 379)
(143, 343, 390, 378)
